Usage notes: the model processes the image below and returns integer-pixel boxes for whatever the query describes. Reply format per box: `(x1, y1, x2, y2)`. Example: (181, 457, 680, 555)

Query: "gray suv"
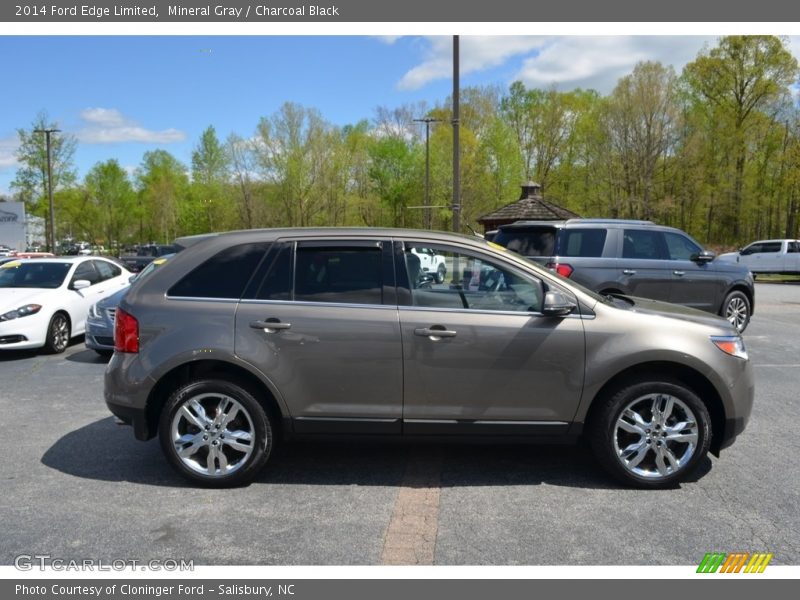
(105, 228, 754, 489)
(492, 219, 755, 332)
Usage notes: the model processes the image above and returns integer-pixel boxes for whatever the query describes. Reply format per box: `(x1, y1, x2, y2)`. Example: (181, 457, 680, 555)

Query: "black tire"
(43, 312, 71, 354)
(435, 264, 446, 284)
(158, 379, 273, 487)
(589, 379, 711, 489)
(720, 290, 751, 333)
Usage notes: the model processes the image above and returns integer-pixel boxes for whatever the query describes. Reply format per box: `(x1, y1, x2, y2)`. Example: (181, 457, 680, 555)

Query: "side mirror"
(542, 290, 575, 317)
(128, 275, 137, 283)
(691, 250, 715, 264)
(72, 279, 91, 290)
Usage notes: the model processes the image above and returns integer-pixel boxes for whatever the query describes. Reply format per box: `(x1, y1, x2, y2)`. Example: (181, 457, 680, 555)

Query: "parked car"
(491, 219, 756, 332)
(120, 244, 179, 273)
(0, 257, 132, 353)
(86, 255, 174, 357)
(410, 246, 447, 283)
(718, 239, 800, 276)
(105, 228, 753, 489)
(11, 251, 55, 259)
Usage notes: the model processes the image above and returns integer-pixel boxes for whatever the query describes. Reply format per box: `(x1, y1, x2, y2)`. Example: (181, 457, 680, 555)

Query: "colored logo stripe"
(697, 552, 773, 573)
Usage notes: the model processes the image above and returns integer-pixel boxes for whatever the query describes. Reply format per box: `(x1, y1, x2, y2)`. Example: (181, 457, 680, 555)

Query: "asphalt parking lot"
(2, 282, 799, 566)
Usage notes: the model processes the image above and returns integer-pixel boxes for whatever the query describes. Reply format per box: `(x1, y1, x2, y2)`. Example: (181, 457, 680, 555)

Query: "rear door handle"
(673, 270, 685, 276)
(250, 319, 292, 333)
(414, 326, 457, 339)
(622, 269, 636, 275)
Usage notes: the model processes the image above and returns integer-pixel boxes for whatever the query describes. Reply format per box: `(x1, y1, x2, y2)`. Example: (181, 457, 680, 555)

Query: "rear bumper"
(106, 400, 150, 441)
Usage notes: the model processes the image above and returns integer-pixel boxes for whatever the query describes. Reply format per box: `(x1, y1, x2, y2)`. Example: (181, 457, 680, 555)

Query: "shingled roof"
(478, 182, 580, 232)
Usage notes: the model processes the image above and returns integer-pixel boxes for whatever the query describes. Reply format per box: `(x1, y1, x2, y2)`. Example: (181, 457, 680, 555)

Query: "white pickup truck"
(718, 239, 800, 275)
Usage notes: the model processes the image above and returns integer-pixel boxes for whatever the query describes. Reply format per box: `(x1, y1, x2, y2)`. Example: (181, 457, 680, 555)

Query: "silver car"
(105, 228, 754, 488)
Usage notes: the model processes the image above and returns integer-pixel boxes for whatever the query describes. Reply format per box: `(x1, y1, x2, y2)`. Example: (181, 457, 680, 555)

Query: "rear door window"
(558, 229, 607, 257)
(294, 243, 384, 305)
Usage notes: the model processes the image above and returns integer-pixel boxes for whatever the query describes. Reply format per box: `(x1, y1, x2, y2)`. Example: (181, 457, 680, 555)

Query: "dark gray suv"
(492, 219, 755, 332)
(105, 228, 754, 489)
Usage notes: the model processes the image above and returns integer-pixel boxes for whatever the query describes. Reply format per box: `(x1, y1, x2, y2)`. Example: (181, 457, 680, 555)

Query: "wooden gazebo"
(478, 182, 580, 233)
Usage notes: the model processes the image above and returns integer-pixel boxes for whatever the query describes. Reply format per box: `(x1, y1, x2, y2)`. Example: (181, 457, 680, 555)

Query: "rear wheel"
(721, 290, 751, 333)
(158, 379, 273, 487)
(590, 380, 711, 488)
(43, 313, 70, 354)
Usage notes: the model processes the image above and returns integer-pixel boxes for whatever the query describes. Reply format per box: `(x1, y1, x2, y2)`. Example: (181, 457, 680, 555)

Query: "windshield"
(0, 262, 71, 289)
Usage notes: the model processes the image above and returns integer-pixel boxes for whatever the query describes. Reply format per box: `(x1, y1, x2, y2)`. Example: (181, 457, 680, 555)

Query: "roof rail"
(565, 218, 655, 225)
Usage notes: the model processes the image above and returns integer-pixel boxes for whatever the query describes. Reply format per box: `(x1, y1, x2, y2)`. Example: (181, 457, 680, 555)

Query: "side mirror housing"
(542, 290, 575, 317)
(691, 250, 715, 264)
(72, 279, 91, 290)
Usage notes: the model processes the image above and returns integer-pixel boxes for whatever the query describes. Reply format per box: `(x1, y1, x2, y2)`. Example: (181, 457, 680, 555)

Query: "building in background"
(0, 201, 27, 251)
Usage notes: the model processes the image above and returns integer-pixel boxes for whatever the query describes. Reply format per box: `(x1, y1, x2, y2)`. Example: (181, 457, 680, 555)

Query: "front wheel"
(159, 380, 273, 487)
(44, 313, 70, 354)
(721, 290, 751, 333)
(589, 380, 711, 488)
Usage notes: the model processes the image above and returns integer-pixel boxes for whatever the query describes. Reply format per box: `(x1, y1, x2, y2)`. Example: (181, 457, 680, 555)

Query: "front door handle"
(250, 319, 292, 333)
(673, 270, 685, 276)
(622, 269, 636, 275)
(414, 326, 457, 340)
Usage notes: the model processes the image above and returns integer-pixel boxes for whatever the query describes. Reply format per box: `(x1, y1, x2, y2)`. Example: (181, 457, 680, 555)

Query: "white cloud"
(0, 135, 18, 171)
(376, 35, 403, 45)
(397, 36, 548, 91)
(396, 36, 733, 94)
(513, 36, 716, 93)
(78, 107, 185, 144)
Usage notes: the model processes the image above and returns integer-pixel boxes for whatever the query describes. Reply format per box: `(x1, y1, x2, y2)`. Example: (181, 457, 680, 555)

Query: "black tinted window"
(788, 242, 799, 253)
(493, 227, 556, 256)
(622, 230, 665, 260)
(664, 232, 702, 261)
(295, 246, 383, 305)
(558, 229, 607, 257)
(168, 243, 268, 299)
(760, 242, 782, 253)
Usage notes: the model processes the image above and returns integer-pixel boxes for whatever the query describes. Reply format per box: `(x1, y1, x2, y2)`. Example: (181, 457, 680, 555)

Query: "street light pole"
(413, 117, 442, 229)
(33, 128, 60, 253)
(452, 35, 461, 234)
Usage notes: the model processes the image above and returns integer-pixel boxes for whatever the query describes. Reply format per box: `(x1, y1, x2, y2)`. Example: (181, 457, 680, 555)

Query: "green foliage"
(11, 36, 800, 247)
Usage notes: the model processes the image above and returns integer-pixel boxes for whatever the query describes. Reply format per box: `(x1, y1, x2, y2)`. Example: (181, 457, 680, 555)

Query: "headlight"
(0, 304, 42, 322)
(88, 303, 99, 319)
(711, 335, 748, 360)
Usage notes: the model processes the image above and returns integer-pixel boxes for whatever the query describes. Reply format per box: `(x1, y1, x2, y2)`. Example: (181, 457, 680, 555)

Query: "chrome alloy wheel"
(50, 314, 70, 352)
(725, 296, 749, 332)
(170, 393, 255, 477)
(613, 394, 699, 479)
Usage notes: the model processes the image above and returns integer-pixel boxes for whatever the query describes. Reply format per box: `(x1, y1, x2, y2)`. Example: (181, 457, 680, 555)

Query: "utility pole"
(452, 35, 461, 234)
(413, 117, 441, 229)
(33, 128, 60, 253)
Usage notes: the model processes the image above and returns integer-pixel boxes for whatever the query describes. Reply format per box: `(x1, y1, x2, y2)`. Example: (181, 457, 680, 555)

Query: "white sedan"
(0, 257, 131, 353)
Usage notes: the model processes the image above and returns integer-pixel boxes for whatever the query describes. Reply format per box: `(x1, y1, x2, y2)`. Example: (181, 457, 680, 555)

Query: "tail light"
(114, 307, 139, 353)
(546, 262, 574, 278)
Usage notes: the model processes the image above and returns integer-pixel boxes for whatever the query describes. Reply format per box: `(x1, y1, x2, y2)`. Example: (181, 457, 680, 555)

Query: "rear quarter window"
(168, 243, 269, 299)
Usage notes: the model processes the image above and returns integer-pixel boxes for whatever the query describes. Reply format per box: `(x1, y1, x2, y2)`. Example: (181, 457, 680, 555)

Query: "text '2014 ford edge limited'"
(105, 228, 754, 488)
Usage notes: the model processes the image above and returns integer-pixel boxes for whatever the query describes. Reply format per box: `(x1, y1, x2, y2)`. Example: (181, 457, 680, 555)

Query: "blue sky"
(1, 35, 798, 196)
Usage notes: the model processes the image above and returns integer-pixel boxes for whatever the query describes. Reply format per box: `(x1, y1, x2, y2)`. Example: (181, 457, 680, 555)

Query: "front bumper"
(0, 313, 48, 349)
(85, 317, 114, 351)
